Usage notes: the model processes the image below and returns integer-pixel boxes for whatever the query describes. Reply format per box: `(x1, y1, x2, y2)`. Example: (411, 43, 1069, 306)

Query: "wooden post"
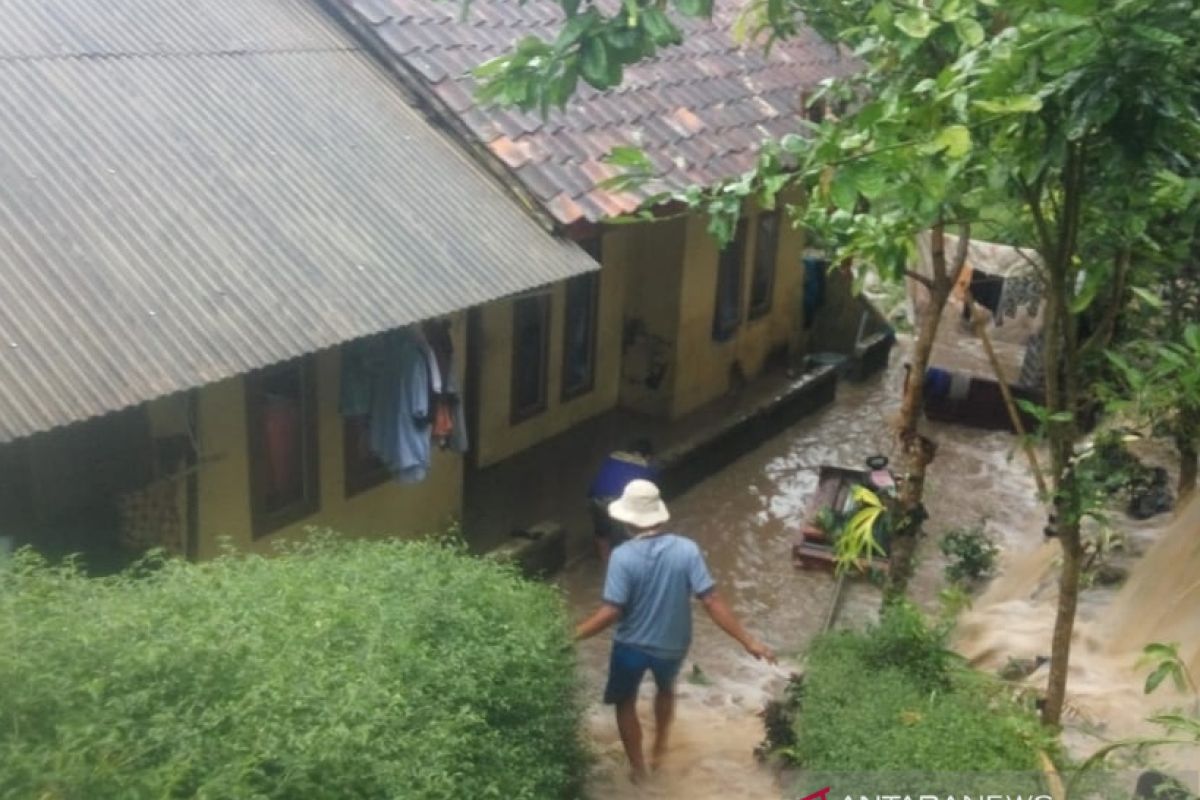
(968, 300, 1050, 498)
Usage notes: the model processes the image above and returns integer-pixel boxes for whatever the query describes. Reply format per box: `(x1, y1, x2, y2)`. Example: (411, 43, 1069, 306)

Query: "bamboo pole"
(821, 572, 846, 633)
(968, 299, 1050, 498)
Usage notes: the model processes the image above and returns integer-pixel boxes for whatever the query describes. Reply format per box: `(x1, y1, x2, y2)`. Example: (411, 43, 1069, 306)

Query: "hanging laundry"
(369, 330, 433, 484)
(418, 334, 443, 395)
(1018, 332, 1045, 389)
(444, 364, 469, 453)
(996, 275, 1043, 325)
(422, 319, 469, 452)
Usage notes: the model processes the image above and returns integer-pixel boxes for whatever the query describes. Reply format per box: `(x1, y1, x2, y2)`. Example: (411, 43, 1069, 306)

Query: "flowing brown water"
(560, 358, 1058, 798)
(955, 490, 1200, 771)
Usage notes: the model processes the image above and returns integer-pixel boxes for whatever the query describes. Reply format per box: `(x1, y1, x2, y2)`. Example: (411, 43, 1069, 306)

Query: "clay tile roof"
(333, 0, 858, 226)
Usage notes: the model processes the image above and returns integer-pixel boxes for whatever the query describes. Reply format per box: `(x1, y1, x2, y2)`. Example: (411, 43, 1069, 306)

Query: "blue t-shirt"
(588, 452, 658, 500)
(602, 534, 716, 660)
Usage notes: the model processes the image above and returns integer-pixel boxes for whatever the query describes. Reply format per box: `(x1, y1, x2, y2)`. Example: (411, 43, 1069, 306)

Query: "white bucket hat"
(608, 479, 670, 529)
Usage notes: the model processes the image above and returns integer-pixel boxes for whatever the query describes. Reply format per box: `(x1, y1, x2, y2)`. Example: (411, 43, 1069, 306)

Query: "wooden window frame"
(245, 357, 320, 538)
(712, 220, 749, 341)
(510, 291, 552, 424)
(749, 211, 780, 320)
(561, 271, 601, 402)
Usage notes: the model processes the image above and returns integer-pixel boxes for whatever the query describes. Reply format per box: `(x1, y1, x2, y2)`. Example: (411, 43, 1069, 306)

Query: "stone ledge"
(656, 365, 839, 500)
(486, 521, 566, 580)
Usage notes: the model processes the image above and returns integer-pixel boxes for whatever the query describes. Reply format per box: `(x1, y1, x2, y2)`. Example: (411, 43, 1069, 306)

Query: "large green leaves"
(924, 125, 973, 158)
(896, 9, 936, 39)
(580, 36, 611, 88)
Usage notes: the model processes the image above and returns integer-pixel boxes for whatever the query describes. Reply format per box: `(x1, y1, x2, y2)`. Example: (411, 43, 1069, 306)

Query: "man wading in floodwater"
(574, 479, 776, 783)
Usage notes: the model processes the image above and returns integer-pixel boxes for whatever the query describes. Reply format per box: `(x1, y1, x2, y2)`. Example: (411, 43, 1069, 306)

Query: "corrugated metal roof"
(0, 0, 597, 444)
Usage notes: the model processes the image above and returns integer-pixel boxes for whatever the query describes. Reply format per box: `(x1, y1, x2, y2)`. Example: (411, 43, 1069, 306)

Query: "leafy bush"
(784, 603, 1054, 794)
(939, 524, 1000, 583)
(0, 534, 585, 799)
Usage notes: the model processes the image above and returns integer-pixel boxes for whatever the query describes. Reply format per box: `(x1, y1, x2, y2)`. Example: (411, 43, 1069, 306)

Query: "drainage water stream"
(559, 358, 1051, 798)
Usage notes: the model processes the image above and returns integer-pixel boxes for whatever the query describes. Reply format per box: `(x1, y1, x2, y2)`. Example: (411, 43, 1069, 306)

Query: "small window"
(511, 292, 552, 423)
(712, 220, 748, 342)
(246, 358, 319, 536)
(749, 212, 780, 320)
(562, 270, 600, 401)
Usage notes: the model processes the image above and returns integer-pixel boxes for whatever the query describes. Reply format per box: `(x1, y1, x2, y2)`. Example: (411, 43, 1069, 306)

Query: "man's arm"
(575, 603, 622, 641)
(700, 591, 776, 663)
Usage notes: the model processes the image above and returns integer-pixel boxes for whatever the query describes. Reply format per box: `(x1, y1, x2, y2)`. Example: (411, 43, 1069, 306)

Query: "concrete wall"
(474, 243, 623, 468)
(670, 204, 805, 418)
(152, 316, 467, 560)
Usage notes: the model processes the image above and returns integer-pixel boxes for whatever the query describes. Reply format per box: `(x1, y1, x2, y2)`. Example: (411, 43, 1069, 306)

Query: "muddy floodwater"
(559, 357, 1050, 799)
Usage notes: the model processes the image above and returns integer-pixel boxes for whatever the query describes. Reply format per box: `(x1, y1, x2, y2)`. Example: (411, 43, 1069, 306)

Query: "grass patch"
(782, 604, 1057, 794)
(0, 534, 585, 799)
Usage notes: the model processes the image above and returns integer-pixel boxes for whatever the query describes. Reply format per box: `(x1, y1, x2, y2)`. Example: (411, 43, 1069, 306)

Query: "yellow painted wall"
(153, 316, 467, 560)
(615, 218, 686, 417)
(474, 245, 623, 468)
(669, 204, 805, 418)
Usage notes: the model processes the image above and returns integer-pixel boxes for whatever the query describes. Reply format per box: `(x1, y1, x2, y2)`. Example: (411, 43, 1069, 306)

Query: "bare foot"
(630, 766, 649, 785)
(650, 743, 667, 772)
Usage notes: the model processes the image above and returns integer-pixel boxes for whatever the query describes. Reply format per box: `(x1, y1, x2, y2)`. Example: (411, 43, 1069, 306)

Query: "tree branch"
(1018, 174, 1055, 262)
(1080, 245, 1131, 357)
(950, 222, 972, 278)
(905, 269, 935, 290)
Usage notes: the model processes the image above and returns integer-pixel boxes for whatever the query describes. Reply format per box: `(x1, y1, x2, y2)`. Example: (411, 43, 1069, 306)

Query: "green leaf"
(895, 9, 935, 39)
(780, 133, 808, 154)
(953, 17, 985, 47)
(933, 125, 972, 158)
(555, 9, 597, 50)
(579, 36, 612, 89)
(547, 64, 579, 108)
(1015, 398, 1048, 419)
(1131, 287, 1164, 309)
(868, 1, 892, 26)
(1144, 663, 1173, 695)
(1184, 325, 1200, 354)
(1069, 273, 1101, 313)
(1141, 642, 1180, 660)
(604, 145, 652, 170)
(561, 0, 581, 17)
(854, 165, 889, 200)
(973, 95, 1043, 114)
(830, 169, 859, 211)
(674, 0, 713, 18)
(642, 6, 682, 46)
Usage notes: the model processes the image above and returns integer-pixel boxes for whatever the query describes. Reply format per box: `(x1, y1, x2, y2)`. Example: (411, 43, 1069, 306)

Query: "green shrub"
(786, 603, 1054, 794)
(939, 524, 1000, 584)
(0, 534, 585, 799)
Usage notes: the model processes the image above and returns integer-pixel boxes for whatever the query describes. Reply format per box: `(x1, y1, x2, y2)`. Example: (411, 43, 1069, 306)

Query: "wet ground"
(559, 349, 1047, 798)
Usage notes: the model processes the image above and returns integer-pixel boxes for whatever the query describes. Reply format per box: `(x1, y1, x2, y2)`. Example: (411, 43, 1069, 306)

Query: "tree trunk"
(1043, 511, 1083, 727)
(1178, 435, 1198, 499)
(883, 224, 963, 603)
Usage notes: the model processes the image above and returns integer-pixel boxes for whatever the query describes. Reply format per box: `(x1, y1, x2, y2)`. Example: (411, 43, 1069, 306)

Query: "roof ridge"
(0, 44, 360, 65)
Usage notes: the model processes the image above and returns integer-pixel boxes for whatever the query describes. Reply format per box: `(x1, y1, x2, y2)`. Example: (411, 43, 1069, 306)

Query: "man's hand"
(744, 639, 777, 664)
(575, 603, 621, 642)
(700, 590, 777, 665)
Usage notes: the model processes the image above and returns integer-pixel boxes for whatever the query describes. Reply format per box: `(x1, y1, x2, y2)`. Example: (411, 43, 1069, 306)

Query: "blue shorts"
(603, 642, 683, 705)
